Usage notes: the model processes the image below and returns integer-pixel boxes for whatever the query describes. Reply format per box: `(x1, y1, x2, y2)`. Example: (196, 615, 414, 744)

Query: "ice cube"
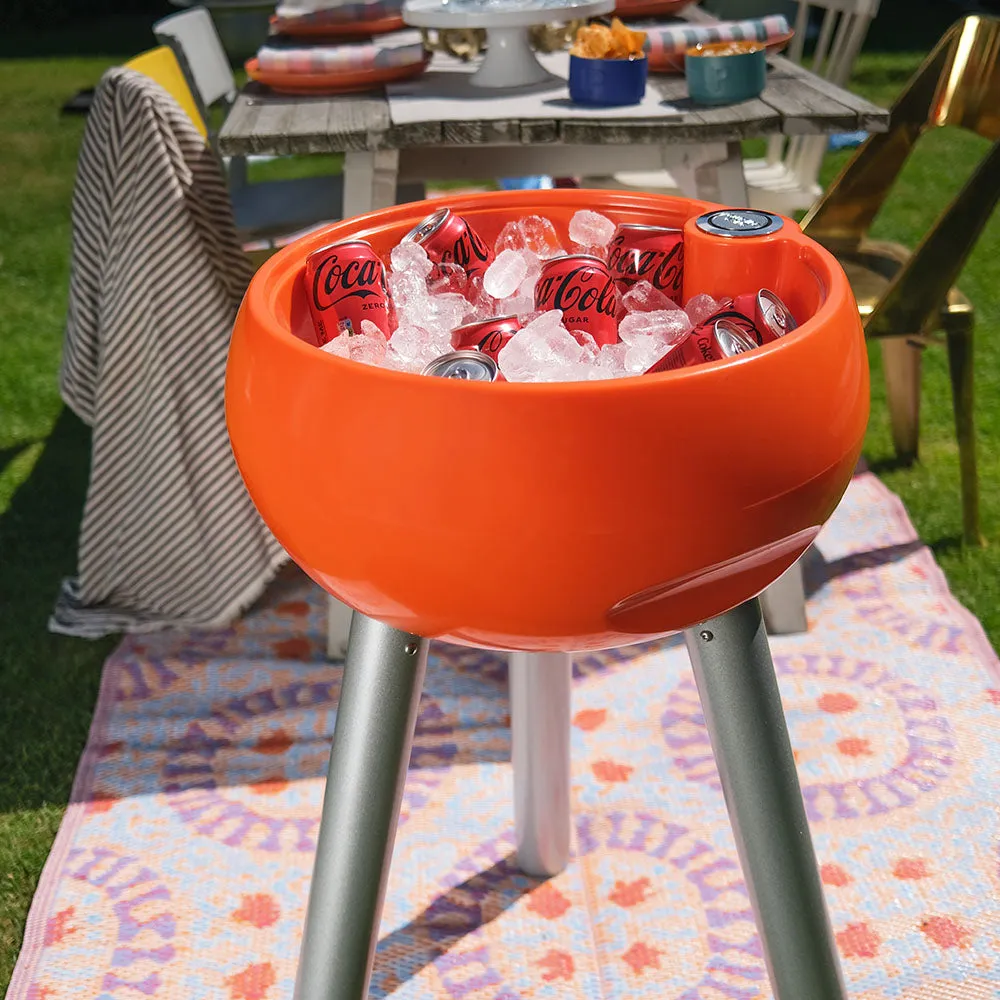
(483, 249, 529, 300)
(497, 310, 585, 382)
(618, 309, 692, 347)
(625, 340, 664, 374)
(596, 341, 630, 377)
(685, 293, 725, 326)
(390, 323, 435, 363)
(495, 215, 564, 259)
(568, 210, 615, 249)
(571, 329, 600, 358)
(431, 292, 476, 331)
(390, 240, 433, 278)
(319, 333, 351, 357)
(622, 281, 679, 314)
(497, 294, 536, 320)
(348, 326, 388, 366)
(427, 261, 468, 296)
(389, 268, 429, 317)
(515, 250, 543, 300)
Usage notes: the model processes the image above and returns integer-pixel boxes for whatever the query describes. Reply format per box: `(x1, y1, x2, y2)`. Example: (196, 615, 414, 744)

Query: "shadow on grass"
(0, 407, 115, 814)
(865, 454, 918, 476)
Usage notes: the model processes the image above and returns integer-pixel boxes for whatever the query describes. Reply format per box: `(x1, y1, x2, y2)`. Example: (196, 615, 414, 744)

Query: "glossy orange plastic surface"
(226, 191, 868, 651)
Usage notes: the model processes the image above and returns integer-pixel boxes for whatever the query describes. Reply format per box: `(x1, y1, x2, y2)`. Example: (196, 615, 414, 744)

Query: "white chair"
(597, 0, 881, 214)
(153, 6, 424, 242)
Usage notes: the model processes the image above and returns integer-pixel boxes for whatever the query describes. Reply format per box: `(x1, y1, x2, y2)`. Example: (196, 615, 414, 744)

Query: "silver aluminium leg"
(684, 599, 846, 1000)
(509, 651, 573, 877)
(295, 612, 429, 1000)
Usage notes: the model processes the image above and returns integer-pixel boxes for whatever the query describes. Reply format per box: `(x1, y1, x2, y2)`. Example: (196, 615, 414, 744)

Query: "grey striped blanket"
(51, 67, 286, 638)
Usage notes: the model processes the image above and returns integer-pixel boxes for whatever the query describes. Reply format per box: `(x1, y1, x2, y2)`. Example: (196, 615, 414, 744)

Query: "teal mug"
(685, 41, 767, 106)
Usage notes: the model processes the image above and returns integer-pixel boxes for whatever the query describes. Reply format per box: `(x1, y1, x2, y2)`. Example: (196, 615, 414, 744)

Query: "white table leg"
(343, 149, 401, 218)
(326, 597, 355, 661)
(672, 140, 749, 207)
(759, 559, 809, 635)
(509, 651, 573, 877)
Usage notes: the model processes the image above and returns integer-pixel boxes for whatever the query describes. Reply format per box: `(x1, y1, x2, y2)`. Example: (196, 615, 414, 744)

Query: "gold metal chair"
(802, 14, 1000, 546)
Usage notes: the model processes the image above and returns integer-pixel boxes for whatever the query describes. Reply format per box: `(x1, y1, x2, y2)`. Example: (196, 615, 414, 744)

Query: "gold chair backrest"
(803, 15, 1000, 249)
(802, 15, 1000, 339)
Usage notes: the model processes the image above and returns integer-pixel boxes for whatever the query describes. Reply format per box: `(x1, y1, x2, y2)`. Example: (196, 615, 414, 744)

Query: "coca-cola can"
(304, 239, 392, 344)
(534, 254, 620, 347)
(403, 208, 494, 281)
(421, 350, 498, 382)
(730, 289, 798, 345)
(707, 299, 762, 347)
(713, 318, 757, 357)
(451, 315, 521, 360)
(756, 288, 798, 343)
(644, 318, 756, 374)
(606, 223, 685, 301)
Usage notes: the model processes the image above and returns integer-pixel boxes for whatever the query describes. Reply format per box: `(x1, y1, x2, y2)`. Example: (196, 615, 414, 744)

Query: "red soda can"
(403, 207, 494, 281)
(705, 298, 762, 346)
(606, 223, 685, 301)
(304, 239, 392, 344)
(753, 288, 798, 343)
(534, 254, 620, 346)
(645, 318, 755, 373)
(450, 315, 521, 361)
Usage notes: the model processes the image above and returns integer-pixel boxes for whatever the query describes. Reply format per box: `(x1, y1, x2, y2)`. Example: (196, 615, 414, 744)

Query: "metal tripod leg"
(509, 651, 573, 877)
(684, 599, 846, 1000)
(295, 612, 429, 1000)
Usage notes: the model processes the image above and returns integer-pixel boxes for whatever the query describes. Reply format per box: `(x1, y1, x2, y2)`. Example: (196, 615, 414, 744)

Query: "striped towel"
(272, 0, 403, 32)
(645, 15, 790, 59)
(52, 67, 286, 638)
(257, 30, 426, 74)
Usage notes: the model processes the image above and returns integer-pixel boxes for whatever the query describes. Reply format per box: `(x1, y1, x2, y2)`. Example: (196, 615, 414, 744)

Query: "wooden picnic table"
(218, 10, 889, 215)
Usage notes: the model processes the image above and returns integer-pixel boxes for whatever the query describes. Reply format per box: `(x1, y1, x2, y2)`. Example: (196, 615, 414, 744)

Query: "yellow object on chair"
(125, 46, 208, 139)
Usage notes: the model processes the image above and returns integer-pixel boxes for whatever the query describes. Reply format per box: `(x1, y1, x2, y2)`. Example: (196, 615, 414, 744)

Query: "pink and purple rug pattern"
(7, 472, 1000, 999)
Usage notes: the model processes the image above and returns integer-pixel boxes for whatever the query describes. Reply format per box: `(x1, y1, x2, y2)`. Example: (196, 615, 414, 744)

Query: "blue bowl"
(569, 54, 648, 107)
(685, 42, 767, 106)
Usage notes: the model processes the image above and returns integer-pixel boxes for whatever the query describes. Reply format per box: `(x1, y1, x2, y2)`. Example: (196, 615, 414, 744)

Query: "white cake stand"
(403, 0, 615, 88)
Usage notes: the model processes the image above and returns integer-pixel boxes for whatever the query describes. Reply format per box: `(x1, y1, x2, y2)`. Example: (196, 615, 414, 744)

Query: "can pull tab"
(696, 210, 784, 238)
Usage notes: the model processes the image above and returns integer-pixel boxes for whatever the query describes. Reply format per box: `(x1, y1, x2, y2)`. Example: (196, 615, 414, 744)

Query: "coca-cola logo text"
(607, 237, 684, 297)
(535, 265, 618, 319)
(439, 227, 491, 271)
(311, 251, 388, 312)
(705, 308, 759, 345)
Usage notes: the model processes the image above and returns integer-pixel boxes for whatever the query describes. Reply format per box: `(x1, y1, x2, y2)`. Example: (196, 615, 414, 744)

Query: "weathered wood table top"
(219, 28, 889, 157)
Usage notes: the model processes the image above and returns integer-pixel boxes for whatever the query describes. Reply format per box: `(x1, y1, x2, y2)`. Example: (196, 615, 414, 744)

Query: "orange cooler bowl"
(226, 190, 868, 651)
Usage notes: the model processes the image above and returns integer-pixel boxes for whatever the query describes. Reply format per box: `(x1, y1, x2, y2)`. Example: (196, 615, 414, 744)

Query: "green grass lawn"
(1, 7, 999, 989)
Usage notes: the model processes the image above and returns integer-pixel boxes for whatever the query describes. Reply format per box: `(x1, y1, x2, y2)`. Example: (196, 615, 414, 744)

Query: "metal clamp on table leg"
(684, 599, 847, 1000)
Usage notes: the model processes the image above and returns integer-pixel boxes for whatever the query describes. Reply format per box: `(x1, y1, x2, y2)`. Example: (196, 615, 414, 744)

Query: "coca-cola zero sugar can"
(534, 254, 620, 346)
(403, 207, 494, 281)
(606, 223, 684, 301)
(451, 315, 521, 361)
(304, 239, 392, 344)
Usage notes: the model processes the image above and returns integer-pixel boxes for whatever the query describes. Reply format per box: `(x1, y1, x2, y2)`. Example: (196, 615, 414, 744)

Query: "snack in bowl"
(685, 39, 767, 105)
(569, 17, 648, 106)
(570, 18, 647, 59)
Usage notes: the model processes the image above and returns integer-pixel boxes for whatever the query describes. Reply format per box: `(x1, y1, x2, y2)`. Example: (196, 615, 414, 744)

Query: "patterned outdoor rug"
(7, 471, 1000, 1000)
